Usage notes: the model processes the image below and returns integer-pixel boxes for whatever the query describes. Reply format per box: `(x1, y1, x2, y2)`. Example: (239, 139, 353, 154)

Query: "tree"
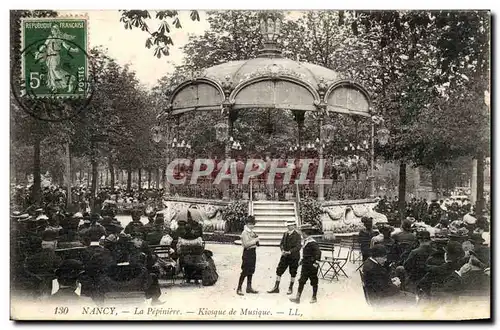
(119, 10, 199, 58)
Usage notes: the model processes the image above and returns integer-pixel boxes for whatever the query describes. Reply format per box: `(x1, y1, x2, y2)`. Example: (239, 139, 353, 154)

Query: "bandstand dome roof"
(168, 18, 372, 118)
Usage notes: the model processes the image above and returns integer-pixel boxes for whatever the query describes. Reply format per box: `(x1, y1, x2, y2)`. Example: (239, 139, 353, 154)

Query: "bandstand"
(157, 13, 388, 245)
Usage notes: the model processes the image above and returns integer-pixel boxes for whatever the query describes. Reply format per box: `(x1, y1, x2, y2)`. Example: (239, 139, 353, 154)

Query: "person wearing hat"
(267, 219, 301, 295)
(23, 229, 62, 297)
(143, 210, 157, 235)
(417, 240, 466, 296)
(145, 213, 167, 246)
(79, 225, 117, 303)
(469, 232, 490, 268)
(370, 224, 399, 264)
(358, 217, 378, 261)
(403, 230, 435, 288)
(237, 215, 259, 296)
(289, 223, 321, 304)
(49, 259, 85, 302)
(58, 213, 85, 249)
(79, 214, 106, 246)
(124, 209, 145, 237)
(362, 245, 401, 303)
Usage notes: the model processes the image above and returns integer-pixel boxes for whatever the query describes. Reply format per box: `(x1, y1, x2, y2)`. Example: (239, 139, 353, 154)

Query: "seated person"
(417, 241, 467, 297)
(124, 210, 145, 238)
(48, 259, 86, 302)
(371, 224, 399, 264)
(362, 245, 414, 306)
(358, 217, 378, 261)
(392, 219, 417, 255)
(469, 233, 490, 267)
(177, 210, 203, 240)
(79, 227, 117, 303)
(79, 214, 106, 246)
(58, 214, 85, 249)
(23, 230, 62, 297)
(143, 211, 156, 235)
(403, 230, 435, 290)
(145, 214, 167, 246)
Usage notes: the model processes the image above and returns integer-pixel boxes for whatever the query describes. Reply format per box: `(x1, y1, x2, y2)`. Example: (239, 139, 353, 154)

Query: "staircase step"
(253, 233, 283, 240)
(254, 228, 287, 234)
(253, 211, 296, 216)
(253, 204, 295, 210)
(252, 220, 293, 226)
(253, 201, 296, 204)
(253, 223, 291, 228)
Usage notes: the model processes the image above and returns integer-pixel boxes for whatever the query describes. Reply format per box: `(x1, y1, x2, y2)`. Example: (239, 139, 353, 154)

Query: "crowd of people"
(358, 207, 490, 306)
(11, 184, 166, 215)
(11, 202, 217, 305)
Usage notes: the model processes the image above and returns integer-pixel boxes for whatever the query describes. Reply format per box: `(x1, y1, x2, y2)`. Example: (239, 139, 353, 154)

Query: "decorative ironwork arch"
(228, 75, 321, 111)
(324, 79, 373, 117)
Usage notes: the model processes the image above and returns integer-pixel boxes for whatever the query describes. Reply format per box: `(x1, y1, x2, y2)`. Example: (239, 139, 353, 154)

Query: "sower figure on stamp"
(290, 224, 321, 304)
(237, 215, 259, 296)
(268, 219, 301, 295)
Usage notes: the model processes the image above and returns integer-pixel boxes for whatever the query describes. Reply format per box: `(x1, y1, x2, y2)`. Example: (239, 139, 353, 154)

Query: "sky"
(59, 10, 211, 87)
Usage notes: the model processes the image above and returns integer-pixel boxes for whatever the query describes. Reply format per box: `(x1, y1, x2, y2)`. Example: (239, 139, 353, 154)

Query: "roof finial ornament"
(258, 11, 283, 58)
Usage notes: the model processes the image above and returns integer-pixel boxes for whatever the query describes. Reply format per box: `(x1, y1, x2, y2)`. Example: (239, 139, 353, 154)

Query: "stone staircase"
(235, 201, 298, 246)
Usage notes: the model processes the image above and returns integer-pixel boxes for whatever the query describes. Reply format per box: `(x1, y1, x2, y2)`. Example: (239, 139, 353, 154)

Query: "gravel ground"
(74, 215, 487, 320)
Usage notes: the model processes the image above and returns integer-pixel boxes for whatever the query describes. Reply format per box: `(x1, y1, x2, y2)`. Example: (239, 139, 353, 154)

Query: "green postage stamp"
(21, 17, 88, 98)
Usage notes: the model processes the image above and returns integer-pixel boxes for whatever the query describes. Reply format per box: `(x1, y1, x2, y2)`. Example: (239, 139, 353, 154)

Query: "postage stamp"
(21, 17, 88, 98)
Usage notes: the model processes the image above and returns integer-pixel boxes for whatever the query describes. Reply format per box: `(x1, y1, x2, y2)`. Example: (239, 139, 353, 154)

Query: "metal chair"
(317, 241, 337, 281)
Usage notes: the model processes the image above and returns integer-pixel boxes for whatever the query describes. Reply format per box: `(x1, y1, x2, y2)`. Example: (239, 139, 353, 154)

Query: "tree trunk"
(127, 167, 132, 193)
(156, 168, 160, 189)
(32, 136, 42, 205)
(162, 167, 166, 189)
(90, 154, 98, 211)
(398, 162, 407, 223)
(138, 168, 142, 191)
(476, 154, 485, 217)
(148, 170, 151, 189)
(109, 156, 115, 189)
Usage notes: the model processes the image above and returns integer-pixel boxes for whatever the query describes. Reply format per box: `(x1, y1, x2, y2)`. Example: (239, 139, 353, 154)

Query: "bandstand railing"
(166, 176, 372, 201)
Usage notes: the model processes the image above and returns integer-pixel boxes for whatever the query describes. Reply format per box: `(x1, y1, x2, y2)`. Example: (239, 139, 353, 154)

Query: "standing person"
(268, 219, 301, 295)
(236, 215, 259, 296)
(290, 224, 321, 304)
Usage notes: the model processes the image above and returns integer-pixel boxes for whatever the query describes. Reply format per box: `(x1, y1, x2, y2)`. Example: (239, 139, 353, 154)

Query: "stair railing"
(295, 181, 301, 226)
(249, 179, 254, 216)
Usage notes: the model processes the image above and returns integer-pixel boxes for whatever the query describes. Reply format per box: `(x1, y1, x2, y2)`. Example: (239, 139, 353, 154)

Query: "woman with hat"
(236, 215, 259, 296)
(267, 219, 301, 295)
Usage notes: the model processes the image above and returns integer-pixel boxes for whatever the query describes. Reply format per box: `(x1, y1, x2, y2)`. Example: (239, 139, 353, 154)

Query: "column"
(370, 121, 375, 198)
(222, 106, 232, 201)
(317, 112, 325, 202)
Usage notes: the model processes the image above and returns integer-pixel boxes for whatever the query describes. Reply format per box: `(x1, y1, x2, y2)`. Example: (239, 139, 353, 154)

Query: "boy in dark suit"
(290, 224, 321, 304)
(268, 219, 302, 295)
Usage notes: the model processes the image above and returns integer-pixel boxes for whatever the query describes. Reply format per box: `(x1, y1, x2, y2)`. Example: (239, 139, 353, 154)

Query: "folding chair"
(317, 241, 337, 281)
(331, 240, 351, 279)
(349, 234, 363, 264)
